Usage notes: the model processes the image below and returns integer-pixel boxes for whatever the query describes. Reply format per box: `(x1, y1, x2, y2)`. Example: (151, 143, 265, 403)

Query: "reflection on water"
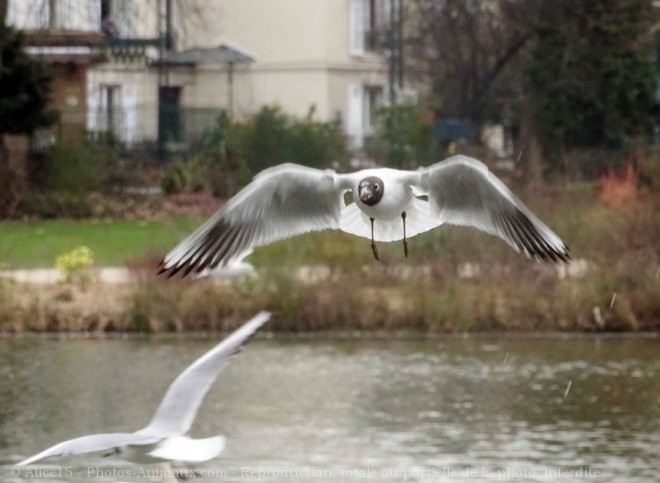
(0, 334, 658, 482)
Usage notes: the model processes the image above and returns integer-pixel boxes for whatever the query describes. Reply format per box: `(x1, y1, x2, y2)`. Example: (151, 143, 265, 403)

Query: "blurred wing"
(139, 312, 270, 437)
(159, 164, 346, 277)
(16, 433, 152, 466)
(413, 155, 569, 262)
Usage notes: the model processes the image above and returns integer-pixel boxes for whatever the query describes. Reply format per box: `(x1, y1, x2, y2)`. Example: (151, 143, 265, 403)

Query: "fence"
(52, 105, 228, 161)
(47, 105, 653, 177)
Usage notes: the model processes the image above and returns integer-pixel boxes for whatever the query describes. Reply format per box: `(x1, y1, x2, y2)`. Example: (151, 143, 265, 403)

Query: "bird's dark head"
(358, 176, 384, 206)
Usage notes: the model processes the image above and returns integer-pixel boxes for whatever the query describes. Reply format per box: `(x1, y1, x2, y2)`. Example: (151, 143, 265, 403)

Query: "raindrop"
(502, 352, 509, 366)
(609, 293, 617, 309)
(564, 380, 572, 399)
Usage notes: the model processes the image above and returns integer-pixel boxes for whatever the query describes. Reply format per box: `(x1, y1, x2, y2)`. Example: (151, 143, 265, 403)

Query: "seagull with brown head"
(159, 155, 569, 278)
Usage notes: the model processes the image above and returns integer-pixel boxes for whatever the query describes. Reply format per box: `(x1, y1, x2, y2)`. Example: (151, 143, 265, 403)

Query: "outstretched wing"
(137, 312, 271, 438)
(412, 155, 569, 262)
(159, 164, 347, 277)
(16, 433, 153, 466)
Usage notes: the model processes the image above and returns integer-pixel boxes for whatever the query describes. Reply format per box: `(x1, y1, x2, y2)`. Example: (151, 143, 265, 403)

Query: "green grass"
(0, 217, 395, 270)
(0, 216, 496, 272)
(0, 214, 549, 270)
(0, 217, 202, 269)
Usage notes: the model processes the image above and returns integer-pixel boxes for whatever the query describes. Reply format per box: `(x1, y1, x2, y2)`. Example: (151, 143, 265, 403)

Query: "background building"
(7, 0, 390, 153)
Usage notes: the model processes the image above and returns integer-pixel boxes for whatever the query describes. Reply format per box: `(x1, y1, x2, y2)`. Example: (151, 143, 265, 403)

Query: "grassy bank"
(1, 187, 659, 333)
(0, 256, 658, 333)
(0, 217, 202, 269)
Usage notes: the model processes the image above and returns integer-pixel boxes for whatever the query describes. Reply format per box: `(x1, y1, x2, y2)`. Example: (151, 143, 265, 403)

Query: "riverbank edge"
(1, 263, 658, 333)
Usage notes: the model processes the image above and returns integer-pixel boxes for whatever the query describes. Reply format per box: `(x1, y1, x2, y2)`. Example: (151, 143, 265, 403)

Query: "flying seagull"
(159, 155, 569, 277)
(15, 312, 270, 468)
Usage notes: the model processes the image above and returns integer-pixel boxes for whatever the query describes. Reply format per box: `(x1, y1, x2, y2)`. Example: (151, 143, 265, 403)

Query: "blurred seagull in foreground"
(15, 312, 270, 469)
(159, 155, 569, 278)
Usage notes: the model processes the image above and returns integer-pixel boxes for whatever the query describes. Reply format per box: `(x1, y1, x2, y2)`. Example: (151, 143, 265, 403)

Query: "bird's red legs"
(370, 217, 380, 261)
(402, 211, 408, 257)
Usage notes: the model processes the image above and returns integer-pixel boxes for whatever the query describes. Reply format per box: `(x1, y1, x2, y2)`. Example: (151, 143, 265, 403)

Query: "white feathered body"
(340, 169, 440, 242)
(120, 435, 225, 464)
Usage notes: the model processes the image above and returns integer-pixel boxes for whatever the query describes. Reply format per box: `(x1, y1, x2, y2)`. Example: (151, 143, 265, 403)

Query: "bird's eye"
(374, 185, 379, 191)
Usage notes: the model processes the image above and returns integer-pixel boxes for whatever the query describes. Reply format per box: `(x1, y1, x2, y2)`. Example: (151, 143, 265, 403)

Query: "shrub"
(0, 277, 13, 330)
(0, 162, 26, 218)
(239, 105, 348, 173)
(43, 142, 113, 194)
(597, 161, 638, 207)
(125, 277, 182, 332)
(163, 107, 348, 199)
(160, 156, 208, 195)
(160, 160, 187, 195)
(16, 191, 93, 218)
(368, 101, 437, 169)
(241, 106, 292, 173)
(55, 246, 95, 286)
(199, 113, 252, 198)
(287, 115, 348, 169)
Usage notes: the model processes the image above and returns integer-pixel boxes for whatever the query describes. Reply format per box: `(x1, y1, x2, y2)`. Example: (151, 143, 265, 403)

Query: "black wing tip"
(530, 244, 570, 264)
(157, 219, 248, 279)
(156, 259, 189, 279)
(509, 208, 570, 265)
(536, 254, 569, 264)
(157, 259, 189, 279)
(157, 264, 195, 279)
(157, 259, 223, 279)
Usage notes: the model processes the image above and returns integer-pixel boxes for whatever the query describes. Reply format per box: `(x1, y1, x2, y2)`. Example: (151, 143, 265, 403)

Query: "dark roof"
(159, 43, 255, 66)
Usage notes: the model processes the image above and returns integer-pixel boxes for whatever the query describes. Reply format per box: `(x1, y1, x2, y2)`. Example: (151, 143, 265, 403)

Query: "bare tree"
(171, 0, 210, 49)
(403, 0, 540, 127)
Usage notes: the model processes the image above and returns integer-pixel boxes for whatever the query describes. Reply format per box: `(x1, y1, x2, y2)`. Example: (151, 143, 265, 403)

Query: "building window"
(47, 0, 58, 28)
(158, 86, 182, 144)
(363, 85, 384, 134)
(87, 83, 137, 145)
(365, 0, 379, 51)
(99, 0, 136, 38)
(347, 83, 384, 149)
(350, 0, 380, 56)
(102, 84, 122, 140)
(101, 0, 111, 19)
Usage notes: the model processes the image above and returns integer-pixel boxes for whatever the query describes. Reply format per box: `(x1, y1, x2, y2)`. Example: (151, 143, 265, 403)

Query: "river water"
(0, 334, 658, 482)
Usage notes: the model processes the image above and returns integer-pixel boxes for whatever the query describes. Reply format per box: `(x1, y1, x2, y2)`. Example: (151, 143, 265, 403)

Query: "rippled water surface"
(0, 334, 658, 482)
